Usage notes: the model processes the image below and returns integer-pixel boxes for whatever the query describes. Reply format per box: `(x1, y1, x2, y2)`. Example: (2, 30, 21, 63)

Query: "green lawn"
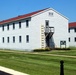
(0, 49, 76, 75)
(39, 48, 76, 56)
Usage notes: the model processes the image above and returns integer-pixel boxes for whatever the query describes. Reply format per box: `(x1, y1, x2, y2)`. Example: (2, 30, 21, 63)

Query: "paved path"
(29, 52, 76, 58)
(0, 70, 11, 75)
(0, 50, 76, 58)
(0, 66, 29, 75)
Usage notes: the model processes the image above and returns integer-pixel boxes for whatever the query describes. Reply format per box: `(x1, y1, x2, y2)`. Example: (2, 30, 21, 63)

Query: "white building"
(69, 22, 76, 47)
(0, 8, 69, 51)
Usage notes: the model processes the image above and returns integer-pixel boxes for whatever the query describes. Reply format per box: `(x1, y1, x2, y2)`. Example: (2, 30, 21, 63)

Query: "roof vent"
(49, 12, 53, 16)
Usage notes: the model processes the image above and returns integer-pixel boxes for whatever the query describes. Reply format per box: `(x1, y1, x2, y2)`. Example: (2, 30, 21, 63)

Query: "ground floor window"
(2, 37, 4, 43)
(74, 37, 76, 42)
(7, 37, 9, 43)
(69, 38, 70, 42)
(26, 35, 29, 43)
(13, 36, 15, 43)
(60, 41, 66, 48)
(19, 36, 22, 43)
(1, 35, 30, 44)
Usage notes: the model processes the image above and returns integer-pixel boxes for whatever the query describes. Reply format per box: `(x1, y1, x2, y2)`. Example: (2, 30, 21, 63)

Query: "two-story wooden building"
(0, 8, 69, 51)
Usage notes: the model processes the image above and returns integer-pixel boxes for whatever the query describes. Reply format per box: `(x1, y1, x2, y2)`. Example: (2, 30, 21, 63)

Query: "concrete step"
(0, 66, 29, 75)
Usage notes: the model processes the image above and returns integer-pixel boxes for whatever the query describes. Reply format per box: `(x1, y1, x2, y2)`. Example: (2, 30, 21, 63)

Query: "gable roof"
(0, 8, 48, 25)
(69, 22, 76, 28)
(0, 8, 68, 25)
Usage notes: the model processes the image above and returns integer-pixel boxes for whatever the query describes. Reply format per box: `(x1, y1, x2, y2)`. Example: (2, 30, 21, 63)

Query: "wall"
(0, 19, 38, 51)
(32, 9, 69, 48)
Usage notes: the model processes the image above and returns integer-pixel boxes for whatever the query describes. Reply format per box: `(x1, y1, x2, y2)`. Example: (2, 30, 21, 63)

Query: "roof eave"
(0, 16, 31, 25)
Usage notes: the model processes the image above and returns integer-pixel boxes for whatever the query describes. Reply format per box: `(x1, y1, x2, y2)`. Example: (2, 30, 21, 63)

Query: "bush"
(33, 47, 51, 52)
(53, 48, 70, 50)
(33, 47, 70, 52)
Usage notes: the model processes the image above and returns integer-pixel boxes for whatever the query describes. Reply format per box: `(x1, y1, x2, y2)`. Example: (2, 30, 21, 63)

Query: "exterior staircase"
(45, 27, 54, 47)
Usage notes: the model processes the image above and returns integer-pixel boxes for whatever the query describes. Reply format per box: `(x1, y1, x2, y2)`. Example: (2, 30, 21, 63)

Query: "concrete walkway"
(0, 66, 29, 75)
(29, 52, 76, 58)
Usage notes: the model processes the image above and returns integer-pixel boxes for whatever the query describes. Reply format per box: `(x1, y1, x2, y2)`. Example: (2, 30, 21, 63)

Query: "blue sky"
(0, 0, 76, 22)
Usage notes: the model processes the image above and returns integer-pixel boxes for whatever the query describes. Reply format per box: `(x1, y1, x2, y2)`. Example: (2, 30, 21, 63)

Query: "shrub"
(33, 47, 51, 52)
(53, 48, 70, 50)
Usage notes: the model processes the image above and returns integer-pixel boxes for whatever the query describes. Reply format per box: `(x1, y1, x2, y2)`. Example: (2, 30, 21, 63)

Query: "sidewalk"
(0, 66, 29, 75)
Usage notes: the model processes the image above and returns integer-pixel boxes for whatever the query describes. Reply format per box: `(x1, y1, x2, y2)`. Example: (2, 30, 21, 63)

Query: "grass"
(39, 48, 76, 56)
(0, 49, 76, 75)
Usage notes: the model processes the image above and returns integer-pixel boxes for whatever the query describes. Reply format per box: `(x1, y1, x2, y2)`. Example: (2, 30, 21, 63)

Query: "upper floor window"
(7, 24, 9, 30)
(26, 20, 29, 27)
(26, 35, 29, 43)
(13, 23, 15, 29)
(2, 25, 4, 31)
(19, 22, 21, 29)
(68, 29, 70, 33)
(74, 28, 76, 32)
(49, 12, 53, 16)
(45, 20, 49, 27)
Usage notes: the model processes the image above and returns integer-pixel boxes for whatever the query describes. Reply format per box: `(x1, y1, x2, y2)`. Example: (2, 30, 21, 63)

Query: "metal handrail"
(45, 27, 54, 33)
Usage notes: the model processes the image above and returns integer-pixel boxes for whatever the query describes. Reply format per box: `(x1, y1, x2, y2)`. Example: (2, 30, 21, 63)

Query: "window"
(49, 12, 53, 16)
(69, 38, 70, 42)
(68, 29, 70, 33)
(74, 28, 76, 32)
(26, 35, 29, 43)
(60, 41, 66, 45)
(45, 20, 49, 27)
(26, 20, 29, 27)
(2, 25, 4, 31)
(19, 22, 21, 28)
(60, 41, 66, 48)
(7, 37, 9, 43)
(74, 37, 76, 42)
(13, 23, 15, 29)
(19, 36, 22, 43)
(2, 37, 4, 43)
(13, 36, 15, 43)
(7, 24, 9, 30)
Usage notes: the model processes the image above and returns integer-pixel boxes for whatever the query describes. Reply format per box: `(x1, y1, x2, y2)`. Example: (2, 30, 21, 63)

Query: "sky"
(0, 0, 76, 22)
